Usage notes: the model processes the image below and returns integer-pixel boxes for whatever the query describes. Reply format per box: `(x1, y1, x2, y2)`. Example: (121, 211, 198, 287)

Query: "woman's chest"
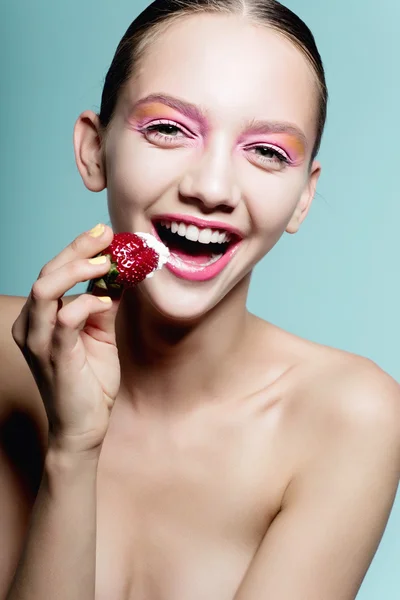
(94, 403, 291, 600)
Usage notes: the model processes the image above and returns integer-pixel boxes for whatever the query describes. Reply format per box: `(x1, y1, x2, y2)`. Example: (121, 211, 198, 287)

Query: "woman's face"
(84, 14, 321, 320)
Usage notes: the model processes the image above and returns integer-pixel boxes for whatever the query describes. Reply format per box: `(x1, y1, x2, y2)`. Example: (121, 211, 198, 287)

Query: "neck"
(115, 275, 255, 414)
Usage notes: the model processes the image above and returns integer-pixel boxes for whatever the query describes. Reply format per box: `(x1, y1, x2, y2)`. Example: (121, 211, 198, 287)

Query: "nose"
(178, 138, 241, 212)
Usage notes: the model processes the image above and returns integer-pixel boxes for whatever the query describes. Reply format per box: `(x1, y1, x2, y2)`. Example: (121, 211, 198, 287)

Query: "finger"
(38, 224, 114, 278)
(13, 224, 113, 346)
(51, 293, 115, 360)
(11, 294, 33, 348)
(11, 292, 62, 350)
(83, 289, 123, 346)
(26, 256, 111, 356)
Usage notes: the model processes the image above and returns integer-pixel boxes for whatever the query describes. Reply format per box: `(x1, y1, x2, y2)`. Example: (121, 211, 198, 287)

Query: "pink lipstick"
(151, 215, 243, 282)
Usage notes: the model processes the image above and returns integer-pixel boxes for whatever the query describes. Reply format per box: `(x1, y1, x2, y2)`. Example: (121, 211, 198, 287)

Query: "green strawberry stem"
(91, 254, 123, 291)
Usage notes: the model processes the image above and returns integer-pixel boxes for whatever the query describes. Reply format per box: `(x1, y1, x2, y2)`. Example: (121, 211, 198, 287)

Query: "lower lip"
(151, 226, 242, 282)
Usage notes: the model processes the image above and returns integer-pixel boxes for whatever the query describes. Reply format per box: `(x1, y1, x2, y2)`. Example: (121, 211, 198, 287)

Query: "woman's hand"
(11, 224, 122, 457)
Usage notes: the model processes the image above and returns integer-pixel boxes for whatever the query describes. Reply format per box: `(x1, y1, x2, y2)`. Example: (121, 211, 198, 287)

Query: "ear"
(285, 160, 321, 234)
(73, 110, 107, 192)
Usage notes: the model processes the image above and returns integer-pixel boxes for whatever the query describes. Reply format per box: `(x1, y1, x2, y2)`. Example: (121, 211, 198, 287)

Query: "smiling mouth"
(153, 219, 240, 266)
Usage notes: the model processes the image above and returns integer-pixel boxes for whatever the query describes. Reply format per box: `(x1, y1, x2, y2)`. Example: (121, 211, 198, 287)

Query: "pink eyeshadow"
(127, 102, 207, 134)
(127, 98, 306, 164)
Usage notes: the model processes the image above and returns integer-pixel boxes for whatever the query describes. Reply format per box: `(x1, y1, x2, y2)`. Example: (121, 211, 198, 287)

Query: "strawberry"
(90, 232, 161, 292)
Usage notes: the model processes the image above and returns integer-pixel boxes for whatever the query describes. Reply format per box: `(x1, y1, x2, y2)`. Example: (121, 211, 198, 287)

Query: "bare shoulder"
(0, 294, 84, 594)
(307, 342, 400, 430)
(0, 295, 47, 484)
(0, 294, 43, 416)
(261, 315, 400, 418)
(0, 294, 45, 593)
(279, 330, 400, 471)
(0, 294, 78, 418)
(251, 316, 400, 466)
(237, 325, 400, 600)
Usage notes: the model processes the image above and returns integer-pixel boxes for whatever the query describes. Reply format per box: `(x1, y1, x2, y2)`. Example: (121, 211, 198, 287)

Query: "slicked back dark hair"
(98, 0, 328, 161)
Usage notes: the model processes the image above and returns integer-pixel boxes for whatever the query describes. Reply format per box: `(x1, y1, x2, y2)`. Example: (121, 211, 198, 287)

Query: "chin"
(135, 270, 229, 324)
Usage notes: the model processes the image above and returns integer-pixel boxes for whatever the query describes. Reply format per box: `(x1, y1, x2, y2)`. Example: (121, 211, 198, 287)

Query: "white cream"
(134, 232, 170, 278)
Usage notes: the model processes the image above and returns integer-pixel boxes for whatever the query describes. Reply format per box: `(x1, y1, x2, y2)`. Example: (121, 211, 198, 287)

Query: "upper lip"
(151, 213, 244, 240)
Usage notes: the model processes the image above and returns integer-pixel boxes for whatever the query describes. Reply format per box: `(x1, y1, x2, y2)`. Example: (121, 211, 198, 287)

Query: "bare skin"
(1, 293, 399, 600)
(1, 13, 400, 600)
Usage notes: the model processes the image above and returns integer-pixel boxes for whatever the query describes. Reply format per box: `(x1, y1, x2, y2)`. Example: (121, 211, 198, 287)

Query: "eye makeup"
(260, 134, 306, 165)
(127, 94, 308, 166)
(239, 132, 306, 166)
(127, 100, 207, 135)
(133, 102, 181, 122)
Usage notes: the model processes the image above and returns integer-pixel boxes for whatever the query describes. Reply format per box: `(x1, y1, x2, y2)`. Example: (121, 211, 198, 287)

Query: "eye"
(140, 120, 191, 145)
(247, 144, 290, 169)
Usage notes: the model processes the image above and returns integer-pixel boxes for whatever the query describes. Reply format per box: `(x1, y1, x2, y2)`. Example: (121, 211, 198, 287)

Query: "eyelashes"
(138, 119, 293, 167)
(139, 120, 191, 145)
(248, 145, 290, 166)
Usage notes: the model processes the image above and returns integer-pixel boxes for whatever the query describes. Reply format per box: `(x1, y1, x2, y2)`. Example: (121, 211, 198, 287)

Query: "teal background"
(1, 0, 399, 597)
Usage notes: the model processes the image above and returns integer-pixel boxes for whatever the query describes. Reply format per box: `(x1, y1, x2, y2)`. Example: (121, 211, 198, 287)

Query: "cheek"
(106, 131, 194, 208)
(244, 170, 305, 233)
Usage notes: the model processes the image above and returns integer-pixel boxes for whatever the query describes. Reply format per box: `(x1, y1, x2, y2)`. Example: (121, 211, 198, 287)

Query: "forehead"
(126, 14, 318, 139)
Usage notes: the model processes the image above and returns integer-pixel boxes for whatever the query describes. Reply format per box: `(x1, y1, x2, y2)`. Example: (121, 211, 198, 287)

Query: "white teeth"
(210, 230, 220, 243)
(198, 228, 212, 244)
(218, 232, 227, 244)
(186, 224, 200, 242)
(160, 220, 234, 244)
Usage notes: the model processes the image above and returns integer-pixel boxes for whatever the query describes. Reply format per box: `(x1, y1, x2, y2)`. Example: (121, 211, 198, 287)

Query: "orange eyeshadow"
(132, 103, 180, 120)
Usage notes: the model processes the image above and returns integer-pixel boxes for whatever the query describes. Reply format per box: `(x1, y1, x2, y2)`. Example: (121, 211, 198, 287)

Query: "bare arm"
(5, 447, 99, 600)
(0, 295, 100, 600)
(233, 361, 400, 600)
(1, 225, 121, 600)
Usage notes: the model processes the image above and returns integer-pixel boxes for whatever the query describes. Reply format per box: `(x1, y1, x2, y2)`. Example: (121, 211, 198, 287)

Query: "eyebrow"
(133, 93, 206, 125)
(240, 119, 308, 150)
(132, 93, 308, 148)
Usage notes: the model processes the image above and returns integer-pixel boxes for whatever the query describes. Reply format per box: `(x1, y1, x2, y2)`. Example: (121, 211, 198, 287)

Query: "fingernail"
(89, 256, 107, 265)
(97, 296, 112, 303)
(89, 223, 105, 238)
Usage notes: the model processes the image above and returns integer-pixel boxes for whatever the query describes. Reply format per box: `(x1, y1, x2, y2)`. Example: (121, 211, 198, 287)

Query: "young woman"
(2, 0, 399, 599)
